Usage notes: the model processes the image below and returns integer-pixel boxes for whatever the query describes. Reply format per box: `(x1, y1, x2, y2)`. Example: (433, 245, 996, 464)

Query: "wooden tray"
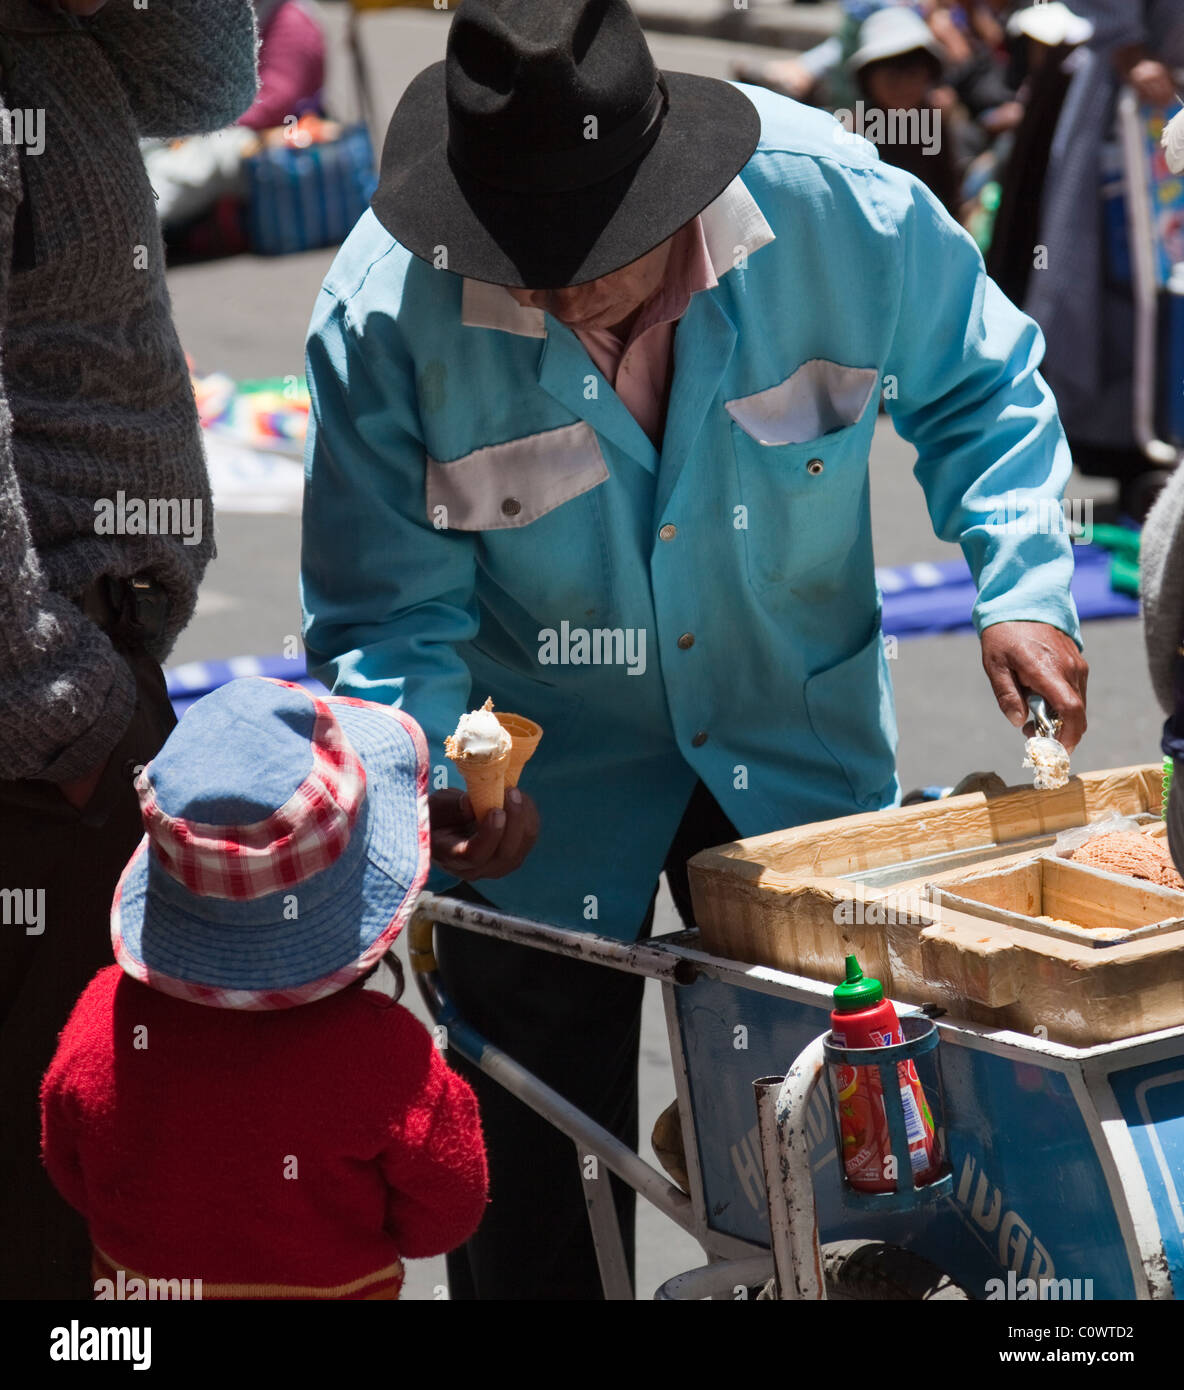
(687, 764, 1184, 1045)
(930, 854, 1184, 947)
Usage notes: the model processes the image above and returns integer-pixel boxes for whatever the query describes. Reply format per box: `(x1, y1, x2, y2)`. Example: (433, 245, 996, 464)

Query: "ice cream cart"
(409, 764, 1184, 1299)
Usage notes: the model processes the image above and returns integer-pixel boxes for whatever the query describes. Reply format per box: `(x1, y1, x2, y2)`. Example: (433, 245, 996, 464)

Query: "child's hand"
(428, 787, 540, 881)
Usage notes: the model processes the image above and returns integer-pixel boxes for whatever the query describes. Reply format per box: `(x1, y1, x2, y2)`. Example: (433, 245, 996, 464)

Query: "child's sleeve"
(377, 1010, 488, 1259)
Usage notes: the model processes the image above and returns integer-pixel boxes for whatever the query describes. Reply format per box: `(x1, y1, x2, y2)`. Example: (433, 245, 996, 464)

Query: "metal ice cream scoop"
(1026, 691, 1062, 739)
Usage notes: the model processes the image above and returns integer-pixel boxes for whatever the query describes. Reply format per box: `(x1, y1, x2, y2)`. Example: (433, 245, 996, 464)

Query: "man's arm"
(303, 282, 540, 877)
(0, 143, 137, 784)
(301, 286, 480, 759)
(877, 169, 1087, 744)
(90, 0, 259, 137)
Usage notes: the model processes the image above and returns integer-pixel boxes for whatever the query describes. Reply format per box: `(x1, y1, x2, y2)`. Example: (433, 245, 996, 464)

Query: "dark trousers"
(0, 648, 176, 1299)
(435, 779, 739, 1300)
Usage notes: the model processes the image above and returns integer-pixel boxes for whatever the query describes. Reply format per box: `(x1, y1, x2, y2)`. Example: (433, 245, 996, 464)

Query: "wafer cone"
(445, 746, 510, 821)
(496, 712, 543, 788)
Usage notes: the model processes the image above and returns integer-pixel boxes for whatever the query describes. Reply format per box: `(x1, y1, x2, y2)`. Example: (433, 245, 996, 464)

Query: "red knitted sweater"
(41, 966, 487, 1299)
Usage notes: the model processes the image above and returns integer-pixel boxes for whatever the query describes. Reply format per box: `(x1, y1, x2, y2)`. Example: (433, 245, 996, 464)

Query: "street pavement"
(164, 5, 1163, 1298)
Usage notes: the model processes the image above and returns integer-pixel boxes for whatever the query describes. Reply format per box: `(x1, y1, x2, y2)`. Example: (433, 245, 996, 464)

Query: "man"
(0, 0, 258, 1297)
(301, 0, 1088, 1299)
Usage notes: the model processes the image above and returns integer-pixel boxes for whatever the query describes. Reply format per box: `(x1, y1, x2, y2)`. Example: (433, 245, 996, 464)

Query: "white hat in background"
(1006, 2, 1095, 48)
(847, 7, 945, 75)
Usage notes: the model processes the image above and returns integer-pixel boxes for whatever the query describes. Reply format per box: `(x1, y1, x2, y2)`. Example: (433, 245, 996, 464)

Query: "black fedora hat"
(370, 0, 762, 289)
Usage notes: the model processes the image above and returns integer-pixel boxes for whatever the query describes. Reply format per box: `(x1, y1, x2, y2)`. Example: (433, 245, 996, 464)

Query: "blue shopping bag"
(244, 123, 378, 256)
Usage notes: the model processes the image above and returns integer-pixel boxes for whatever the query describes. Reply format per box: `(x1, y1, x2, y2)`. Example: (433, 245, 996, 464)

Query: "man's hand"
(980, 622, 1088, 752)
(429, 786, 539, 881)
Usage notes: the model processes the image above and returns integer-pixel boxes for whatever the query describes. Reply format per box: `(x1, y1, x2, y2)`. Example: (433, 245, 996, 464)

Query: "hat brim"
(849, 35, 945, 75)
(111, 699, 431, 1009)
(1007, 7, 1094, 47)
(370, 64, 761, 289)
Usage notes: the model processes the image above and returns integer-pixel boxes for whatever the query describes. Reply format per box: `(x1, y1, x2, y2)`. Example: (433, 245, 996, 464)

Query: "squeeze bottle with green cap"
(828, 955, 940, 1193)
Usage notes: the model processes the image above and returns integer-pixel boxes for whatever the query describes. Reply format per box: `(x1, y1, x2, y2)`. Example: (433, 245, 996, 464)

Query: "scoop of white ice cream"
(449, 698, 512, 760)
(1023, 735, 1070, 791)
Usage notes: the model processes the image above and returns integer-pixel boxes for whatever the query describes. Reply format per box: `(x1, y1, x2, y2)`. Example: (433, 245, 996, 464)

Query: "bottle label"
(829, 1028, 938, 1189)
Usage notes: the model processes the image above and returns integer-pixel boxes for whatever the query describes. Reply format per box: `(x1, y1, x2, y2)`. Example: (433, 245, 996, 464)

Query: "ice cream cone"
(447, 750, 510, 822)
(496, 712, 543, 788)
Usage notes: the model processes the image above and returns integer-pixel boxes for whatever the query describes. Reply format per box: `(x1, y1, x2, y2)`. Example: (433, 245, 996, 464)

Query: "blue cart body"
(668, 947, 1184, 1300)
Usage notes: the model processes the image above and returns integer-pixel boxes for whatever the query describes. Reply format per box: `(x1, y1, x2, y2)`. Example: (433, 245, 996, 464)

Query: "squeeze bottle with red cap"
(828, 955, 940, 1193)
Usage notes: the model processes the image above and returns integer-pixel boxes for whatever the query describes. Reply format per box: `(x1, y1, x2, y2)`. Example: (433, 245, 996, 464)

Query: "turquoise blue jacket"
(301, 85, 1081, 940)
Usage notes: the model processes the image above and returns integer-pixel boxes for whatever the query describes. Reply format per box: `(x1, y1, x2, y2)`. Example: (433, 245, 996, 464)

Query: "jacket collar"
(459, 174, 774, 337)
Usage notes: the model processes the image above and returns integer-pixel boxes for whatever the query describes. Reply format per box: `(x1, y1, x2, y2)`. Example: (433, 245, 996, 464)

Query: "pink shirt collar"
(572, 216, 719, 447)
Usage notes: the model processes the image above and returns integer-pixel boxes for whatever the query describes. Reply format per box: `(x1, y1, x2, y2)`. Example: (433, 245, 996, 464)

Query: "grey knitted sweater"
(0, 0, 258, 782)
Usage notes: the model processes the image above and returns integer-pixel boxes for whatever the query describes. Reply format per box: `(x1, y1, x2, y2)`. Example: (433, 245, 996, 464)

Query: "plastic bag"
(1052, 812, 1145, 859)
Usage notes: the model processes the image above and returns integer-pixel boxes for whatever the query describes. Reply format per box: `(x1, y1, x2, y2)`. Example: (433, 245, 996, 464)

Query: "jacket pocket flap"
(726, 360, 879, 445)
(427, 421, 609, 531)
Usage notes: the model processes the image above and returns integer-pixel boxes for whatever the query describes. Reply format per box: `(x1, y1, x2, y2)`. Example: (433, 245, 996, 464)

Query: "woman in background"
(143, 0, 326, 239)
(1023, 0, 1184, 519)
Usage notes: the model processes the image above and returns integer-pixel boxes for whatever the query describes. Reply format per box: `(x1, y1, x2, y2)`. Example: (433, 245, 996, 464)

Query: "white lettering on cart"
(731, 1124, 766, 1211)
(731, 1092, 833, 1211)
(955, 1153, 1055, 1281)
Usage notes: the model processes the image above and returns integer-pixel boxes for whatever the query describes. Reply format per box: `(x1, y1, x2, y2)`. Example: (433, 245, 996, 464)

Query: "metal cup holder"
(823, 1014, 954, 1212)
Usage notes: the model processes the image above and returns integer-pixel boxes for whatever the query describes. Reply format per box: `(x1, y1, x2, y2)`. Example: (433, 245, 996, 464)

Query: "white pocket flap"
(726, 360, 880, 446)
(426, 421, 609, 531)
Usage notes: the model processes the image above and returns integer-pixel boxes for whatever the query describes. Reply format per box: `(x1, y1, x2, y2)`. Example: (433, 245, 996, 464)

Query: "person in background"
(736, 2, 1020, 222)
(848, 7, 964, 216)
(1140, 463, 1184, 874)
(986, 3, 1095, 307)
(41, 678, 489, 1302)
(0, 0, 259, 1299)
(927, 1, 1025, 147)
(240, 0, 325, 131)
(1023, 0, 1184, 520)
(143, 0, 326, 238)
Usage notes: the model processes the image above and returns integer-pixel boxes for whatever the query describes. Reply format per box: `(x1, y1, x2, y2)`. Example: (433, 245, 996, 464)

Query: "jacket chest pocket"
(726, 361, 879, 593)
(426, 421, 617, 626)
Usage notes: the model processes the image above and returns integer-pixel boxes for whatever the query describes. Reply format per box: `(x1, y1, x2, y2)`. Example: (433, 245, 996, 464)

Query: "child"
(848, 7, 963, 217)
(41, 677, 488, 1300)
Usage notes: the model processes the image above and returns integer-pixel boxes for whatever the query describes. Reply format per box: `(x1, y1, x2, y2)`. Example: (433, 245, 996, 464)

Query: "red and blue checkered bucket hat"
(112, 678, 431, 1009)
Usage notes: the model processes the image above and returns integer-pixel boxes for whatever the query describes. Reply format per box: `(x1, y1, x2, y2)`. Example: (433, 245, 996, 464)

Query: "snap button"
(659, 524, 677, 542)
(501, 497, 522, 516)
(691, 730, 708, 748)
(806, 458, 824, 476)
(677, 633, 695, 650)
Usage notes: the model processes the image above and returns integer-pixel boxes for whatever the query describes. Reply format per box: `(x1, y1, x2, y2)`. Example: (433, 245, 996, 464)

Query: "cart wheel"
(752, 1240, 968, 1300)
(821, 1240, 967, 1300)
